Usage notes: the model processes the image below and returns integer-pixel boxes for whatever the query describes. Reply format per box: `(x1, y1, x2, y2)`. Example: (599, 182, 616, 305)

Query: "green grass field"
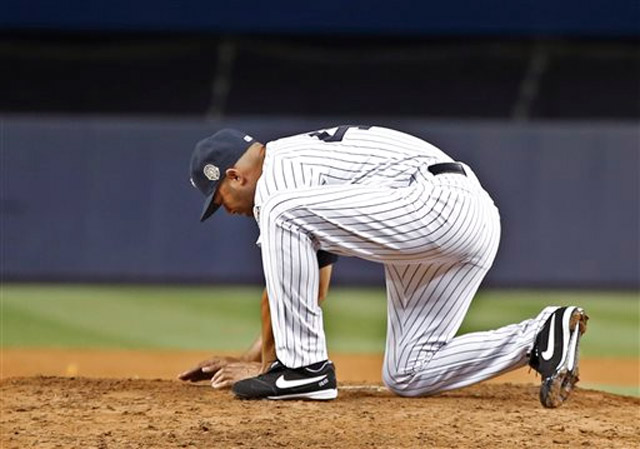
(2, 284, 638, 357)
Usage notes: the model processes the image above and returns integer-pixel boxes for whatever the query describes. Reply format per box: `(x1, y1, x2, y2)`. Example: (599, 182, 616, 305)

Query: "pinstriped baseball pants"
(259, 164, 556, 395)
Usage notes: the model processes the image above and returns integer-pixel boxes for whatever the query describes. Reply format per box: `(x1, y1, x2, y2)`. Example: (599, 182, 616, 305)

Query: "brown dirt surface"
(2, 377, 639, 449)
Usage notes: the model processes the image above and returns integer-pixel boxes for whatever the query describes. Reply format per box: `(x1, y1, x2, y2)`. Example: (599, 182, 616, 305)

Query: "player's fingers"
(211, 378, 233, 389)
(212, 367, 226, 381)
(210, 369, 229, 389)
(202, 361, 224, 373)
(180, 365, 219, 382)
(177, 368, 200, 381)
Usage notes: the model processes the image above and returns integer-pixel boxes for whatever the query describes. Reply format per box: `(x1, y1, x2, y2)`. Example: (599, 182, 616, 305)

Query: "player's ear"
(225, 168, 245, 184)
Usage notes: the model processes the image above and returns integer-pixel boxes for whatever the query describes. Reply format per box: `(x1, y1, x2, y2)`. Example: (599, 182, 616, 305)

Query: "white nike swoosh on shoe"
(541, 314, 556, 361)
(275, 374, 327, 390)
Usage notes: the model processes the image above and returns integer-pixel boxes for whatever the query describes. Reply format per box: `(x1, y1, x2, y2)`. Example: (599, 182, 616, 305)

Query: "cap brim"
(200, 193, 221, 222)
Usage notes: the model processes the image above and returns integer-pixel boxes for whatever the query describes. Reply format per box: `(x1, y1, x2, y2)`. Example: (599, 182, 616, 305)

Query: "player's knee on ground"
(383, 367, 428, 398)
(383, 363, 446, 397)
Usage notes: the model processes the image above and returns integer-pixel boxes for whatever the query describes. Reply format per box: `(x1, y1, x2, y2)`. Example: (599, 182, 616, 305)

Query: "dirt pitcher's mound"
(2, 377, 638, 449)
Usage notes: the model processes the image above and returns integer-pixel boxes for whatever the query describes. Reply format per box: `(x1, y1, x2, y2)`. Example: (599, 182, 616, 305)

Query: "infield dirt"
(2, 351, 639, 448)
(2, 376, 639, 449)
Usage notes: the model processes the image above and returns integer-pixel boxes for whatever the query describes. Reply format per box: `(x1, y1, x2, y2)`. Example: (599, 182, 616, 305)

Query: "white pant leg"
(260, 203, 325, 368)
(378, 185, 560, 396)
(384, 306, 558, 396)
(383, 261, 490, 386)
(379, 189, 553, 396)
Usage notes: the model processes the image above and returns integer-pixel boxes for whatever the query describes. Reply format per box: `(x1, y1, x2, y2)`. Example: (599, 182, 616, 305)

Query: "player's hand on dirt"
(177, 356, 241, 382)
(210, 361, 261, 389)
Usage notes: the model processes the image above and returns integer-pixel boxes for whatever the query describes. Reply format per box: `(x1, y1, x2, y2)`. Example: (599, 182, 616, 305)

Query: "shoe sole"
(267, 388, 338, 401)
(539, 307, 588, 408)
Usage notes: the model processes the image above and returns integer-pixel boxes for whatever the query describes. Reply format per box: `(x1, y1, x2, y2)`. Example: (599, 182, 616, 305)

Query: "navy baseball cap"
(189, 128, 256, 222)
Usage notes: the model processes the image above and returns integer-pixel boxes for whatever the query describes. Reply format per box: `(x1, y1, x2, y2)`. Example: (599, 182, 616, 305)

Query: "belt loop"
(428, 162, 466, 177)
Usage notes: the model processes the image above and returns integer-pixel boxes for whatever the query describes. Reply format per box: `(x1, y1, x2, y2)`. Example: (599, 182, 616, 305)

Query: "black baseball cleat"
(232, 360, 338, 400)
(529, 306, 588, 408)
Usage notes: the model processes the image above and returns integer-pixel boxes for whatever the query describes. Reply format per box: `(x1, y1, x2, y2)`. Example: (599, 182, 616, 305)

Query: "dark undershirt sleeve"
(316, 250, 338, 269)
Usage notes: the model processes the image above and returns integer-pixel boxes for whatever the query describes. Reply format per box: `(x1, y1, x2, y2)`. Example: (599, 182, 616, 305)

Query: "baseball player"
(188, 126, 587, 407)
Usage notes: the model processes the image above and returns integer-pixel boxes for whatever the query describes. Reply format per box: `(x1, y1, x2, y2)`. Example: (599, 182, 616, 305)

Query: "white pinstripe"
(255, 126, 556, 394)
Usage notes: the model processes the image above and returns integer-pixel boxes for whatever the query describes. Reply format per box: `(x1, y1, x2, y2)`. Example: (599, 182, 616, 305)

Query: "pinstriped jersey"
(253, 125, 454, 226)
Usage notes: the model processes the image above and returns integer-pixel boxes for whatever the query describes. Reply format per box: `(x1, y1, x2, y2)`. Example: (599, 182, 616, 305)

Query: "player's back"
(265, 125, 453, 188)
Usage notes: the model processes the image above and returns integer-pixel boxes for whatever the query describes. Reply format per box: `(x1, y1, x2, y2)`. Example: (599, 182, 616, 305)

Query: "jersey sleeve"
(317, 250, 338, 269)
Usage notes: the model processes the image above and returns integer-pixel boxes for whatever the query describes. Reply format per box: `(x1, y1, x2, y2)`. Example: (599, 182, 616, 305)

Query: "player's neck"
(247, 144, 266, 180)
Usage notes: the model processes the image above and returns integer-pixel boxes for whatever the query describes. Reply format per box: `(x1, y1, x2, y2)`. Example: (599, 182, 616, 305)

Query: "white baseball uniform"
(254, 126, 557, 396)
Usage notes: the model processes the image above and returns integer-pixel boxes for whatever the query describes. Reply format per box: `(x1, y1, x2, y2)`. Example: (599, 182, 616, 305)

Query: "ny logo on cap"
(203, 164, 220, 181)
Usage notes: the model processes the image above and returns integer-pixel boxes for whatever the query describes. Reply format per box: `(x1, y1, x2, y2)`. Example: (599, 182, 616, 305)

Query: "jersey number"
(309, 125, 371, 142)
